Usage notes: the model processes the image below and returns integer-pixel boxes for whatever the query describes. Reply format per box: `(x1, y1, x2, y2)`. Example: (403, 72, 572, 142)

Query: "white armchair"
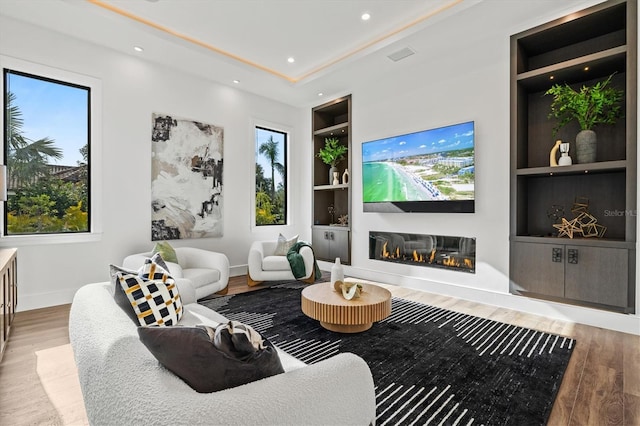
(123, 247, 229, 299)
(247, 240, 315, 287)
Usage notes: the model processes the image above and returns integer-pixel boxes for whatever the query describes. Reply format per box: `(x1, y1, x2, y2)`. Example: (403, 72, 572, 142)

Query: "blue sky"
(255, 127, 285, 187)
(362, 121, 474, 163)
(7, 72, 88, 166)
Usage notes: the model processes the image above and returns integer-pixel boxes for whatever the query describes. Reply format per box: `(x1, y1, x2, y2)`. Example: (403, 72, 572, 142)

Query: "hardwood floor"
(0, 275, 638, 425)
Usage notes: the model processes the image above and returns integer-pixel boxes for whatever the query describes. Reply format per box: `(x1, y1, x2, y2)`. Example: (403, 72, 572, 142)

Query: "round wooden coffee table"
(301, 281, 392, 333)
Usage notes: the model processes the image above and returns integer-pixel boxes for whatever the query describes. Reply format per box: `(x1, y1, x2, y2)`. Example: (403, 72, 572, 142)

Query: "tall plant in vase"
(317, 137, 348, 184)
(545, 73, 624, 164)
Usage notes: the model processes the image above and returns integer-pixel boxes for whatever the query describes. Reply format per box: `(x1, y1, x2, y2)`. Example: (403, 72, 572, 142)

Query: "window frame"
(0, 55, 102, 245)
(251, 119, 291, 230)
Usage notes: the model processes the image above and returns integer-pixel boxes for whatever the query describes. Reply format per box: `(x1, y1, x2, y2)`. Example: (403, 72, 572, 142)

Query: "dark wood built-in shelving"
(509, 0, 636, 313)
(312, 95, 352, 264)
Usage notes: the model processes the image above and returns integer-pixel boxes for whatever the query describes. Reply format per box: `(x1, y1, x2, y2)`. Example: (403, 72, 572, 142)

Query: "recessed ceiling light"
(318, 92, 324, 97)
(584, 66, 590, 71)
(133, 46, 144, 52)
(233, 79, 240, 84)
(287, 57, 295, 63)
(361, 13, 371, 21)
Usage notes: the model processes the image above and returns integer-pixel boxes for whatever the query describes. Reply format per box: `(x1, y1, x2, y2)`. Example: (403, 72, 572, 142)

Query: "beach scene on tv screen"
(362, 121, 474, 203)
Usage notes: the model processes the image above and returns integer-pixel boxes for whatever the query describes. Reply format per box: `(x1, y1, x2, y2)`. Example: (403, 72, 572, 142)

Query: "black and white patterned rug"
(200, 282, 574, 426)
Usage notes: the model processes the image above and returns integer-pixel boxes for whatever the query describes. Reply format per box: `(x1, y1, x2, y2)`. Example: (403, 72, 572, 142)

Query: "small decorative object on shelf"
(551, 140, 572, 166)
(549, 140, 561, 166)
(545, 73, 624, 164)
(317, 137, 348, 184)
(558, 142, 572, 166)
(342, 168, 349, 185)
(332, 171, 340, 185)
(551, 197, 606, 238)
(327, 205, 335, 223)
(337, 214, 348, 226)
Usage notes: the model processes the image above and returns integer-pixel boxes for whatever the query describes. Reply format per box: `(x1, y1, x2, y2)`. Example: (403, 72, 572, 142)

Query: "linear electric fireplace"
(369, 231, 476, 273)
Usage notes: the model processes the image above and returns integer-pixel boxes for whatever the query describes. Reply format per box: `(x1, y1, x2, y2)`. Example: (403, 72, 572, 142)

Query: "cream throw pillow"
(273, 233, 298, 256)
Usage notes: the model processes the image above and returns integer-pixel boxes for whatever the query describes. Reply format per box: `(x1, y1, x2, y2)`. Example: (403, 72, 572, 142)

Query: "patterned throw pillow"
(273, 233, 298, 256)
(139, 253, 172, 282)
(116, 271, 183, 326)
(152, 241, 179, 264)
(205, 321, 266, 359)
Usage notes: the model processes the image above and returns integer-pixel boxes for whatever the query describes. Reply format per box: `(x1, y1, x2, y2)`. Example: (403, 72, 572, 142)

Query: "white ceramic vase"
(331, 257, 344, 287)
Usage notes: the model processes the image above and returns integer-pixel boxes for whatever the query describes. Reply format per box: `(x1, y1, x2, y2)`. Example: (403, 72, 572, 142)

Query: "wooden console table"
(0, 248, 17, 362)
(301, 280, 391, 333)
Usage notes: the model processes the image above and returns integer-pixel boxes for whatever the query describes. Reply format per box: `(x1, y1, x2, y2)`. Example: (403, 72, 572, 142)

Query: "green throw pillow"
(152, 241, 178, 264)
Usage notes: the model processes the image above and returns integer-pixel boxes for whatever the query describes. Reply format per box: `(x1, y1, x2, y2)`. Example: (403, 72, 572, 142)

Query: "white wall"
(332, 0, 640, 335)
(0, 16, 308, 311)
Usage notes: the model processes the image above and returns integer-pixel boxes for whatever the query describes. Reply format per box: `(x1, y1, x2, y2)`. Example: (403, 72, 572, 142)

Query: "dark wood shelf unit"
(312, 95, 352, 264)
(510, 0, 636, 313)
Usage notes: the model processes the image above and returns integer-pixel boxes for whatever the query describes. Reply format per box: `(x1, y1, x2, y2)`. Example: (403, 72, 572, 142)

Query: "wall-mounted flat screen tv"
(362, 120, 474, 213)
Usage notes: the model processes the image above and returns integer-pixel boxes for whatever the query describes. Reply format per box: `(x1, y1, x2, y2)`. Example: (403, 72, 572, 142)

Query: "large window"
(3, 62, 94, 238)
(255, 126, 287, 226)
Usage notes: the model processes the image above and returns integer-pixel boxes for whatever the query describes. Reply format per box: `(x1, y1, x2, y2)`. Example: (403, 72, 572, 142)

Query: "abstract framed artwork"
(151, 113, 223, 240)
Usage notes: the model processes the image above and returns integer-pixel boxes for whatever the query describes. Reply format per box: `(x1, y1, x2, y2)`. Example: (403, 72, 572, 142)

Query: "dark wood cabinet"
(312, 227, 350, 264)
(509, 0, 636, 313)
(0, 248, 17, 362)
(511, 241, 633, 311)
(312, 95, 352, 264)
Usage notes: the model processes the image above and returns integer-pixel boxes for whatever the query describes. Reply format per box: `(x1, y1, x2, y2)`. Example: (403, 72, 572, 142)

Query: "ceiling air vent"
(387, 47, 415, 62)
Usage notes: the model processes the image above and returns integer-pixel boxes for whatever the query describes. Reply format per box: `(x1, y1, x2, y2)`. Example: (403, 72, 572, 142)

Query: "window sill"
(0, 232, 103, 246)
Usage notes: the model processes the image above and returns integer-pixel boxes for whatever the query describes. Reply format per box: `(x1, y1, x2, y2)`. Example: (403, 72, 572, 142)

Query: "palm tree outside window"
(255, 126, 287, 226)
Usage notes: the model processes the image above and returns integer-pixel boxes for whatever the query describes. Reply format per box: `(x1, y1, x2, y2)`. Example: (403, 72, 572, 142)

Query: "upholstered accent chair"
(247, 240, 315, 287)
(123, 247, 229, 299)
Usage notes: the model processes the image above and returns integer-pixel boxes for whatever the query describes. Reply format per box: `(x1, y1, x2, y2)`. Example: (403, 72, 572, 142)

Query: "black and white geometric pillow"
(116, 271, 183, 326)
(139, 252, 172, 282)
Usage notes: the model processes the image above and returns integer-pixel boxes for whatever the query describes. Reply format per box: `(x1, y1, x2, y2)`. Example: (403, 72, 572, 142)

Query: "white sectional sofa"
(69, 280, 376, 426)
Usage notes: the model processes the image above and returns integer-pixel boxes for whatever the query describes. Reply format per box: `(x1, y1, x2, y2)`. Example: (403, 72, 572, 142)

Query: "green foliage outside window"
(5, 82, 89, 235)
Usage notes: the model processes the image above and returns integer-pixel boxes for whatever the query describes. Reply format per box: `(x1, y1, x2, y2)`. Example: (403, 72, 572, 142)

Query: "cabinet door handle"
(552, 247, 562, 263)
(567, 249, 578, 264)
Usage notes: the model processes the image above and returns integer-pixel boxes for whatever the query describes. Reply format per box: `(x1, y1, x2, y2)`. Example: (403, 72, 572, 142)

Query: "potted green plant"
(317, 137, 348, 184)
(544, 73, 624, 163)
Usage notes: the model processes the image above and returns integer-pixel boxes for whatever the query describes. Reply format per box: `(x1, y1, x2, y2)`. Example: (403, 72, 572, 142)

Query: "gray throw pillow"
(109, 264, 140, 325)
(137, 323, 284, 393)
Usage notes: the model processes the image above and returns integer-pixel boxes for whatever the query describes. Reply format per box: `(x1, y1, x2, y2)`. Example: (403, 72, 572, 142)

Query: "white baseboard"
(17, 287, 79, 312)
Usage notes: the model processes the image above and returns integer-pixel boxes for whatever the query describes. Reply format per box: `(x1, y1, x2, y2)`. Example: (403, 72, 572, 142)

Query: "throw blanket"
(286, 241, 322, 280)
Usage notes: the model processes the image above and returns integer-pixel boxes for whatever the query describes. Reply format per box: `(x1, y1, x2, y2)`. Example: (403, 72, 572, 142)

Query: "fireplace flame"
(442, 257, 458, 267)
(373, 233, 475, 273)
